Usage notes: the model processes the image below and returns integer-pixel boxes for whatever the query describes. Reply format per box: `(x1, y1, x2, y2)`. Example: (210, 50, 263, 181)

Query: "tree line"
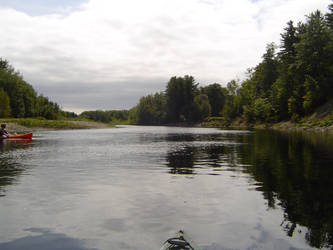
(79, 110, 129, 123)
(0, 58, 63, 119)
(129, 76, 226, 125)
(130, 4, 333, 125)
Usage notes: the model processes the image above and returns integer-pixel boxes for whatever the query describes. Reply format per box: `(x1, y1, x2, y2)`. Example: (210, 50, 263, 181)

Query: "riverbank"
(0, 118, 111, 133)
(200, 116, 333, 133)
(200, 99, 333, 133)
(2, 116, 333, 134)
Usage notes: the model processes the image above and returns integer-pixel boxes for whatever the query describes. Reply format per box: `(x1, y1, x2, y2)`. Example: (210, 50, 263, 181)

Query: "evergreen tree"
(325, 3, 333, 29)
(271, 21, 299, 120)
(295, 10, 331, 106)
(166, 75, 198, 122)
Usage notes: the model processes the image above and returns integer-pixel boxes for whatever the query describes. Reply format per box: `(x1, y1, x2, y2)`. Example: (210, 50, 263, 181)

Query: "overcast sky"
(0, 0, 331, 113)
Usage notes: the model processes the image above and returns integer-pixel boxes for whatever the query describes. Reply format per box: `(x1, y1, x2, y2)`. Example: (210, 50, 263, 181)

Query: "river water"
(0, 126, 332, 250)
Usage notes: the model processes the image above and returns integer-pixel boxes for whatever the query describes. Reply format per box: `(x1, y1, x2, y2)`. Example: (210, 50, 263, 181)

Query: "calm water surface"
(0, 126, 333, 250)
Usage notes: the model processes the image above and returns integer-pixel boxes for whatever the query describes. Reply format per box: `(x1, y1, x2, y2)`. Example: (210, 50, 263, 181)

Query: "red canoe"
(5, 132, 33, 139)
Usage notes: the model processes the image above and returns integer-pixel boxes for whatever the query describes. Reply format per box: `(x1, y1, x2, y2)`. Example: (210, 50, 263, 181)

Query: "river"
(0, 126, 332, 250)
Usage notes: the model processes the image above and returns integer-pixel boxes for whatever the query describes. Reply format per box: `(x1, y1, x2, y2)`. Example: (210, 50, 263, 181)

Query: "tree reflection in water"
(165, 132, 243, 175)
(167, 146, 196, 175)
(164, 130, 333, 249)
(238, 130, 333, 249)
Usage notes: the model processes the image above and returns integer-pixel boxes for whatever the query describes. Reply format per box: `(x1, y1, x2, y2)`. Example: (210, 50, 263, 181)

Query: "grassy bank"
(0, 118, 113, 132)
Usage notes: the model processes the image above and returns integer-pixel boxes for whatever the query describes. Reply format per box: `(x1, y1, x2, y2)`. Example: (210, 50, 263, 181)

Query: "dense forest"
(130, 4, 333, 125)
(0, 58, 67, 119)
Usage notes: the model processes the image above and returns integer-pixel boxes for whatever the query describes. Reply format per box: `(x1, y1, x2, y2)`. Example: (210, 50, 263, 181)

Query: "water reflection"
(0, 139, 33, 152)
(1, 127, 333, 249)
(165, 133, 243, 175)
(0, 228, 97, 250)
(0, 140, 33, 197)
(167, 146, 196, 175)
(238, 130, 333, 249)
(163, 129, 333, 248)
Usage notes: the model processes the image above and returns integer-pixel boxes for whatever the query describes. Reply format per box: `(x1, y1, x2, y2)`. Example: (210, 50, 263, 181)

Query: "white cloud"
(0, 0, 331, 111)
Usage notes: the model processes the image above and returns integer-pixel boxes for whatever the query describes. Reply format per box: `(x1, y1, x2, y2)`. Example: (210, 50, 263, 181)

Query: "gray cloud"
(34, 78, 167, 113)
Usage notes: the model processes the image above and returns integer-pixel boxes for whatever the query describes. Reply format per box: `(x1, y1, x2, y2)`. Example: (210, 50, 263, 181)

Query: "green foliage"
(218, 4, 333, 124)
(192, 94, 211, 122)
(201, 83, 226, 116)
(130, 76, 226, 125)
(129, 106, 139, 124)
(18, 118, 77, 128)
(79, 110, 129, 124)
(131, 92, 166, 125)
(261, 43, 279, 94)
(61, 111, 78, 119)
(35, 95, 61, 120)
(0, 88, 11, 118)
(253, 98, 273, 122)
(221, 80, 242, 121)
(288, 96, 300, 121)
(166, 75, 198, 122)
(242, 105, 255, 122)
(279, 21, 298, 62)
(0, 118, 81, 128)
(270, 78, 289, 120)
(235, 96, 271, 124)
(0, 58, 62, 120)
(200, 117, 228, 127)
(295, 11, 331, 98)
(302, 76, 320, 114)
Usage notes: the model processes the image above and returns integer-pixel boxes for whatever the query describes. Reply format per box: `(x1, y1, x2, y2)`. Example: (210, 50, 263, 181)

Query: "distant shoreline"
(2, 118, 333, 134)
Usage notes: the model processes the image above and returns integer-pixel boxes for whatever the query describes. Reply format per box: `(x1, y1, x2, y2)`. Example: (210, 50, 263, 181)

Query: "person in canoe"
(0, 124, 11, 139)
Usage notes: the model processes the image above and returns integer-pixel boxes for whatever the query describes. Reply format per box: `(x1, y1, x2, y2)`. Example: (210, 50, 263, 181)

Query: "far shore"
(2, 118, 333, 135)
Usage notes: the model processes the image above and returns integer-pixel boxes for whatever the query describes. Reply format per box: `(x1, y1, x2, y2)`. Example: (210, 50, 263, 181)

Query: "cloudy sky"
(0, 0, 331, 113)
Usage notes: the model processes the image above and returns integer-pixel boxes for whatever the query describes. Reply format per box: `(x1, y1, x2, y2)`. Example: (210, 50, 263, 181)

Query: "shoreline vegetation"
(0, 118, 113, 133)
(201, 118, 333, 133)
(200, 99, 333, 133)
(2, 115, 333, 134)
